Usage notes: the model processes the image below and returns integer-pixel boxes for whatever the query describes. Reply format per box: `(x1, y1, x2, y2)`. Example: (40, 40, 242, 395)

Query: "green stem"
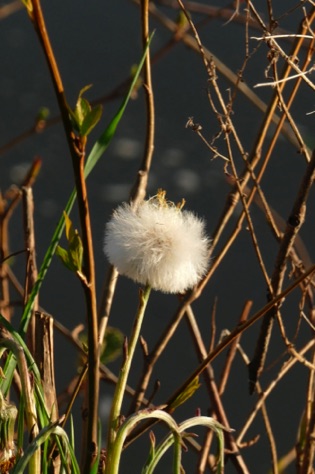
(105, 285, 151, 473)
(109, 409, 179, 474)
(172, 431, 182, 474)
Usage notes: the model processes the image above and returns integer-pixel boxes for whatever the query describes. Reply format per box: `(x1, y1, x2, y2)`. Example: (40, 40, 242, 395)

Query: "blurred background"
(1, 0, 315, 472)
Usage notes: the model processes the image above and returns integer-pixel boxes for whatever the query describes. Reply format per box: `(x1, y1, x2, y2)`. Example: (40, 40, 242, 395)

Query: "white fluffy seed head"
(104, 193, 210, 293)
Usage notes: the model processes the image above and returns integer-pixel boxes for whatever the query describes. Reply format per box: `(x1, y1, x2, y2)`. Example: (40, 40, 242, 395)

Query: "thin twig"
(219, 301, 252, 396)
(184, 305, 250, 473)
(22, 187, 38, 355)
(126, 265, 315, 447)
(249, 149, 315, 392)
(167, 265, 315, 411)
(129, 0, 155, 209)
(236, 343, 279, 473)
(0, 159, 41, 322)
(237, 339, 315, 446)
(297, 345, 315, 472)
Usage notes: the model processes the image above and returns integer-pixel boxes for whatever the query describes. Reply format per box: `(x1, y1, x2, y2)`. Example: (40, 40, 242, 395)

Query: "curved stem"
(105, 285, 151, 473)
(109, 409, 179, 474)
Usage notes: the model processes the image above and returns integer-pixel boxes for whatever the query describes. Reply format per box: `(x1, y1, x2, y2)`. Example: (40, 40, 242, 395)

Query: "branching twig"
(126, 264, 315, 447)
(237, 339, 315, 446)
(249, 149, 315, 392)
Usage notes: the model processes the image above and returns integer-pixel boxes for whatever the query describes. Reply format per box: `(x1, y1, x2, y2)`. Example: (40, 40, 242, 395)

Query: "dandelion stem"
(105, 284, 151, 473)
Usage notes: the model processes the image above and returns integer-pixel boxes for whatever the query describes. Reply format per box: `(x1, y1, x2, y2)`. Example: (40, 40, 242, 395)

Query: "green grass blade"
(18, 189, 77, 337)
(0, 314, 44, 396)
(84, 33, 154, 178)
(12, 423, 80, 474)
(69, 415, 75, 451)
(8, 181, 75, 389)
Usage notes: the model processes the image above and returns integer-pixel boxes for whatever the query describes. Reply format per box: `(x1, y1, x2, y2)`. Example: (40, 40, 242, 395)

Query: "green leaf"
(78, 327, 124, 366)
(56, 245, 76, 272)
(68, 230, 83, 273)
(68, 106, 80, 133)
(101, 327, 124, 364)
(56, 214, 83, 274)
(67, 84, 94, 134)
(74, 96, 91, 127)
(81, 104, 103, 137)
(168, 377, 201, 412)
(78, 84, 93, 97)
(37, 107, 50, 121)
(64, 212, 74, 241)
(21, 0, 33, 13)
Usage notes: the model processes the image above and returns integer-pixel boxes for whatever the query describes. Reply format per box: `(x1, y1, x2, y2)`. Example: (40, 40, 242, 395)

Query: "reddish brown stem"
(30, 0, 100, 470)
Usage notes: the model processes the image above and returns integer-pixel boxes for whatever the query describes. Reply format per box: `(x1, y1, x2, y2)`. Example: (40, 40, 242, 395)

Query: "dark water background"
(1, 0, 315, 472)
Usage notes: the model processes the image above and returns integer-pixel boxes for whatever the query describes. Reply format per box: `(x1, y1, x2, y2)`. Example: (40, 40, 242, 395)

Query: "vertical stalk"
(22, 186, 39, 355)
(105, 285, 151, 473)
(129, 0, 155, 207)
(76, 147, 100, 472)
(29, 0, 100, 470)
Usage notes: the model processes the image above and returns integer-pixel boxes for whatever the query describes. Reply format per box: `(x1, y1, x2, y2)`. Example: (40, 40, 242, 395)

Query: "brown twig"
(129, 0, 155, 209)
(205, 4, 315, 281)
(198, 426, 214, 474)
(0, 159, 41, 322)
(219, 301, 252, 396)
(0, 193, 12, 323)
(126, 264, 315, 447)
(296, 345, 315, 472)
(35, 312, 60, 471)
(0, 0, 22, 20)
(22, 187, 38, 355)
(237, 339, 315, 447)
(144, 0, 305, 151)
(236, 342, 279, 472)
(184, 305, 250, 473)
(249, 148, 315, 392)
(166, 265, 315, 410)
(29, 0, 99, 469)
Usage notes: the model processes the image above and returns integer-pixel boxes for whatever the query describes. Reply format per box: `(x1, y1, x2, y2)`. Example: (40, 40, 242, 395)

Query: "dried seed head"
(104, 191, 210, 293)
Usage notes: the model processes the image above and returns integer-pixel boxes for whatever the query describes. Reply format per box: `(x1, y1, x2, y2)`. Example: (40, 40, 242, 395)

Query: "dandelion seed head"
(104, 192, 210, 293)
